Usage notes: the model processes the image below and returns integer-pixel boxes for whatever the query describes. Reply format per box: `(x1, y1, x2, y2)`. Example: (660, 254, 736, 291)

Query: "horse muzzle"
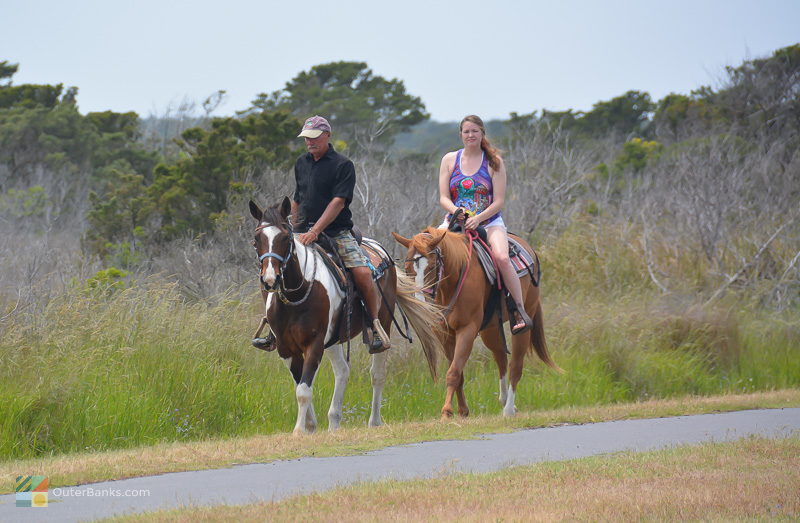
(261, 274, 281, 292)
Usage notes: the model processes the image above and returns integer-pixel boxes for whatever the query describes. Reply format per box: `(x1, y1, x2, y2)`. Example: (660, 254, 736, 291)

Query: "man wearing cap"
(288, 115, 391, 353)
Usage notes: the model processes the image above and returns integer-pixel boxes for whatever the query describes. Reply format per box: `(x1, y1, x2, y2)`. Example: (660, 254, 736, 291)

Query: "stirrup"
(368, 319, 391, 354)
(252, 331, 277, 352)
(511, 307, 533, 335)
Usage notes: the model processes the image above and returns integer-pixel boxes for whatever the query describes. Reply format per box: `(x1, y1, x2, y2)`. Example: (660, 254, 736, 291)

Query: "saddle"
(473, 237, 540, 287)
(312, 229, 393, 351)
(447, 210, 539, 349)
(313, 228, 390, 291)
(446, 211, 540, 288)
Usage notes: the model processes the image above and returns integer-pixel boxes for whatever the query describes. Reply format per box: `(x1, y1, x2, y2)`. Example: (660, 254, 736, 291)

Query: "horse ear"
(249, 200, 263, 221)
(280, 196, 291, 219)
(391, 232, 412, 248)
(428, 228, 448, 248)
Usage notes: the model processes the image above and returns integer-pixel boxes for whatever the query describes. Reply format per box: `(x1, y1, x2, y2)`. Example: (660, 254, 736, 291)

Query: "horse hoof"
(502, 407, 517, 417)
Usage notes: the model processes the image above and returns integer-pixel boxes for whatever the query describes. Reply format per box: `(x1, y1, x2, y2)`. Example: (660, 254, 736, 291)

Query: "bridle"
(254, 221, 316, 306)
(405, 231, 473, 317)
(405, 245, 444, 302)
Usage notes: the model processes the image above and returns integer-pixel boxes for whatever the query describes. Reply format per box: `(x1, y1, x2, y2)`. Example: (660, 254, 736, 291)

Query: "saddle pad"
(313, 237, 391, 292)
(474, 236, 538, 287)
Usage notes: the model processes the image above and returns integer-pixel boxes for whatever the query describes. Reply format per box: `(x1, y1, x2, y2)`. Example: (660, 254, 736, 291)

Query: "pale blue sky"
(2, 0, 798, 121)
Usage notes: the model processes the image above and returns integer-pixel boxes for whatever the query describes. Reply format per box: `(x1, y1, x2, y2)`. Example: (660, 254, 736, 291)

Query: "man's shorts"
(329, 230, 368, 268)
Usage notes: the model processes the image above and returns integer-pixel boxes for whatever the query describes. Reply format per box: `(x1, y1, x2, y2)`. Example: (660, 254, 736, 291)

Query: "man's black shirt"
(293, 145, 355, 234)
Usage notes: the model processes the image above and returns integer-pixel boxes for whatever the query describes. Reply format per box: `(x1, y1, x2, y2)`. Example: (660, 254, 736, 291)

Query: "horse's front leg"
(368, 350, 389, 427)
(294, 344, 324, 435)
(326, 344, 350, 431)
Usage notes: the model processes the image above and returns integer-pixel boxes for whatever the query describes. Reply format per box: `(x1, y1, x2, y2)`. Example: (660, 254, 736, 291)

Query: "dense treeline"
(0, 46, 798, 309)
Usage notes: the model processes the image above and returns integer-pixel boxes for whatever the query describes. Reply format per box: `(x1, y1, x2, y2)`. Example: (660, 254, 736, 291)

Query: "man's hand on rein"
(297, 229, 319, 245)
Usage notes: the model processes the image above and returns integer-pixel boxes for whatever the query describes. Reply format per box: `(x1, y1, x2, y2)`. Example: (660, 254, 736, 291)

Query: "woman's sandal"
(511, 307, 533, 335)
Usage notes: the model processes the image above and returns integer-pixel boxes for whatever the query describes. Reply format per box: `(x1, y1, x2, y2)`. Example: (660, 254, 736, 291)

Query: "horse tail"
(395, 270, 445, 380)
(529, 301, 562, 372)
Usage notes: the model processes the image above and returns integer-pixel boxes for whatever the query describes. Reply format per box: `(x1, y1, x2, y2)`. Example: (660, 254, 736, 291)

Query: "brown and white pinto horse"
(392, 228, 559, 419)
(250, 198, 442, 434)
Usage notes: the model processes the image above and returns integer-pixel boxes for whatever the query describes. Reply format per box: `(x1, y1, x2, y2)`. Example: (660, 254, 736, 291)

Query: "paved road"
(2, 408, 799, 522)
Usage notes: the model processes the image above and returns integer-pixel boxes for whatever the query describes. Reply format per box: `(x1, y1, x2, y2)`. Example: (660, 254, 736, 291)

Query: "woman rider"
(437, 114, 532, 334)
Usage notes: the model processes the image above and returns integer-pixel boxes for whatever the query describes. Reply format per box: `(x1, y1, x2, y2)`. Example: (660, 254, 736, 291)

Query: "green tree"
(84, 170, 150, 263)
(145, 109, 301, 240)
(249, 61, 429, 148)
(519, 92, 654, 141)
(87, 110, 159, 184)
(578, 90, 654, 138)
(653, 92, 717, 140)
(716, 44, 800, 139)
(0, 61, 17, 85)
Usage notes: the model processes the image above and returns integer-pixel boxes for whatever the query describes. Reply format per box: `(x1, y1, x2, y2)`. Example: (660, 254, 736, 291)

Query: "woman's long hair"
(460, 115, 501, 170)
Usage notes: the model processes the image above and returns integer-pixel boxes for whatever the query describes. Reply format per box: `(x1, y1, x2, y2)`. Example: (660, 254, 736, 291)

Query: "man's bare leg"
(351, 266, 390, 353)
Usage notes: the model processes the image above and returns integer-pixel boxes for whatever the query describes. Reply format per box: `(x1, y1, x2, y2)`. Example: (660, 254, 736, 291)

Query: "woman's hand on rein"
(465, 215, 481, 230)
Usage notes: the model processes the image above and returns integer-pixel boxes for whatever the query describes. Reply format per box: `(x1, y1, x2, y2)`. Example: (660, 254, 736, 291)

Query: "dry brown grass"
(117, 436, 800, 522)
(2, 389, 798, 494)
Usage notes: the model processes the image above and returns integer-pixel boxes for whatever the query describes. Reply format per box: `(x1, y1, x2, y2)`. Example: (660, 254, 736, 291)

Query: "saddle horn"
(448, 208, 465, 232)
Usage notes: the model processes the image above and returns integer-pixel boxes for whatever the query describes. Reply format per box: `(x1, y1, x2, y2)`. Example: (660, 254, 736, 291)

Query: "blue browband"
(259, 252, 287, 263)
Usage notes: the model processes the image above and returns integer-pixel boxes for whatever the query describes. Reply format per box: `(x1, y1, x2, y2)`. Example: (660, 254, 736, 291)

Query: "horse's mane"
(419, 227, 470, 277)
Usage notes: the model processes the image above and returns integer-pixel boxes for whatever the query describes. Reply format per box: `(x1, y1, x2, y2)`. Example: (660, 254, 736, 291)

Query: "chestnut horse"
(250, 198, 442, 434)
(392, 228, 559, 419)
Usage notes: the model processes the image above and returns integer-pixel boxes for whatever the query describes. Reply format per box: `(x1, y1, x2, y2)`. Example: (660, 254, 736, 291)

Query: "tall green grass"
(1, 221, 798, 460)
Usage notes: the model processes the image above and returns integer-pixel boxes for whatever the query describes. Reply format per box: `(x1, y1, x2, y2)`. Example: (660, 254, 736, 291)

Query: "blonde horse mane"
(418, 228, 471, 280)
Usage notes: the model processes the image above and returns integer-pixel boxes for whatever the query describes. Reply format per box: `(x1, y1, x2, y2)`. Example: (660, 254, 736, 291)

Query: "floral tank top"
(448, 149, 500, 224)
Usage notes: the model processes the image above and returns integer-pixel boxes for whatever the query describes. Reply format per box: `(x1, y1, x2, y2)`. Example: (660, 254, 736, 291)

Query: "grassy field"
(1, 221, 798, 462)
(113, 436, 800, 522)
(1, 274, 798, 462)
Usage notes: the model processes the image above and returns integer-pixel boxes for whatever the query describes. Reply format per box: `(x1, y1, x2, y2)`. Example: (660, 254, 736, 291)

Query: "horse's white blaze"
(260, 225, 281, 286)
(326, 345, 350, 431)
(499, 376, 508, 406)
(414, 256, 429, 301)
